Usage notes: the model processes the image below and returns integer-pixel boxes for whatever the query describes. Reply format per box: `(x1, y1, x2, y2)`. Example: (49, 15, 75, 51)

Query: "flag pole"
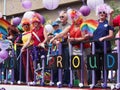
(3, 0, 7, 19)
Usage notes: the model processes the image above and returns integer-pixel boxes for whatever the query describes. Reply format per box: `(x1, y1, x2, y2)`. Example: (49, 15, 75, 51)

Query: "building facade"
(0, 0, 120, 21)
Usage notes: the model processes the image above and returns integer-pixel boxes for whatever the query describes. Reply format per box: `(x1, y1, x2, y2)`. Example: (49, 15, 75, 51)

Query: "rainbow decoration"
(80, 19, 98, 34)
(0, 18, 10, 39)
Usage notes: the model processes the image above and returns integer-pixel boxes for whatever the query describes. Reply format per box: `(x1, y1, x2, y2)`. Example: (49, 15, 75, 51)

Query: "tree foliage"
(110, 0, 120, 48)
(110, 0, 120, 18)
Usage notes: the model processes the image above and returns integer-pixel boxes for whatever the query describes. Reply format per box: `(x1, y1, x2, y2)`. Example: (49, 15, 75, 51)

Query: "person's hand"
(50, 37, 55, 44)
(84, 34, 90, 39)
(67, 37, 74, 42)
(38, 43, 45, 48)
(7, 36, 13, 40)
(56, 40, 60, 45)
(21, 48, 25, 53)
(99, 37, 105, 41)
(110, 9, 114, 15)
(85, 33, 93, 38)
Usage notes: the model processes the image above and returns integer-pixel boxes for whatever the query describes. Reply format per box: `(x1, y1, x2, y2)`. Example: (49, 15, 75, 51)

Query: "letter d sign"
(105, 53, 118, 70)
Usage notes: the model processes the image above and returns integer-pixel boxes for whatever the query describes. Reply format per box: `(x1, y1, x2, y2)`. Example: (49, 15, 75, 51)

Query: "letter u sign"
(87, 55, 100, 70)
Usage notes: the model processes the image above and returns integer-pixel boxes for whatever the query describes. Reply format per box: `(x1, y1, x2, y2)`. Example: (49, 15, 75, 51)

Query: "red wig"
(113, 15, 120, 27)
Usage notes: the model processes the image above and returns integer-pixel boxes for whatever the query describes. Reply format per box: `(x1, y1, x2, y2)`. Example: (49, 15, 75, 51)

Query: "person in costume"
(7, 25, 22, 82)
(21, 13, 48, 82)
(112, 15, 120, 81)
(21, 18, 34, 82)
(21, 13, 47, 50)
(50, 9, 90, 86)
(7, 25, 20, 42)
(115, 27, 120, 46)
(58, 10, 71, 84)
(113, 15, 120, 46)
(93, 4, 114, 86)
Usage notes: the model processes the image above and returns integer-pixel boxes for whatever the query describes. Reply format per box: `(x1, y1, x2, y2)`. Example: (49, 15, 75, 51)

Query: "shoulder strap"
(32, 31, 41, 42)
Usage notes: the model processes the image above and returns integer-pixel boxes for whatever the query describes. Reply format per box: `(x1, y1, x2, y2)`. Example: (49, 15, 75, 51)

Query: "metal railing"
(0, 38, 120, 89)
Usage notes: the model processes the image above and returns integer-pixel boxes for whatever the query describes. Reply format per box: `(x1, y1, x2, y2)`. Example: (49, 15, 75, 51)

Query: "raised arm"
(108, 10, 114, 26)
(50, 25, 71, 43)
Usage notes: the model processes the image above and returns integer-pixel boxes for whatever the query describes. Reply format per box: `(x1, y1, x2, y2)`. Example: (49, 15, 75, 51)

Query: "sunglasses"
(59, 16, 64, 18)
(22, 24, 30, 26)
(99, 11, 106, 14)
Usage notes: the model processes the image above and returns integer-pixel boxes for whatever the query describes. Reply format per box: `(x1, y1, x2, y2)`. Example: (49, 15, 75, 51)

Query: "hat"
(31, 17, 40, 23)
(52, 22, 59, 26)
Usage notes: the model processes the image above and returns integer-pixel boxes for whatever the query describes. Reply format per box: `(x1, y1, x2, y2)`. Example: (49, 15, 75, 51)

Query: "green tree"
(110, 1, 120, 18)
(110, 0, 120, 48)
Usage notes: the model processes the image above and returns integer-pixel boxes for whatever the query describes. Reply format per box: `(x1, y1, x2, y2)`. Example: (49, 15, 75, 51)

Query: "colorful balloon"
(0, 40, 13, 63)
(22, 0, 32, 10)
(45, 24, 54, 34)
(23, 11, 35, 21)
(0, 50, 8, 60)
(67, 8, 73, 20)
(12, 17, 21, 26)
(40, 15, 46, 24)
(87, 0, 104, 10)
(42, 0, 60, 10)
(79, 5, 91, 16)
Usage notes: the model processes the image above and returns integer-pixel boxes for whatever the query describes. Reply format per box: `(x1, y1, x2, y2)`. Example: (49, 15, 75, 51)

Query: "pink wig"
(96, 4, 113, 16)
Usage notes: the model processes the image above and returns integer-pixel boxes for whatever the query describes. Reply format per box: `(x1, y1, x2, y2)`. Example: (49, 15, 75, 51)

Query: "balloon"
(0, 50, 8, 60)
(45, 24, 54, 34)
(0, 40, 12, 63)
(87, 0, 104, 10)
(12, 17, 21, 26)
(0, 12, 2, 18)
(67, 8, 73, 20)
(40, 15, 46, 24)
(0, 58, 4, 63)
(23, 11, 35, 20)
(79, 5, 91, 16)
(42, 0, 60, 10)
(22, 0, 32, 10)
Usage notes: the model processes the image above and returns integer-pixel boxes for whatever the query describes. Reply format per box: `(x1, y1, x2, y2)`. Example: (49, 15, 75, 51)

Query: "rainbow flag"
(80, 19, 98, 34)
(0, 33, 2, 39)
(0, 18, 10, 39)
